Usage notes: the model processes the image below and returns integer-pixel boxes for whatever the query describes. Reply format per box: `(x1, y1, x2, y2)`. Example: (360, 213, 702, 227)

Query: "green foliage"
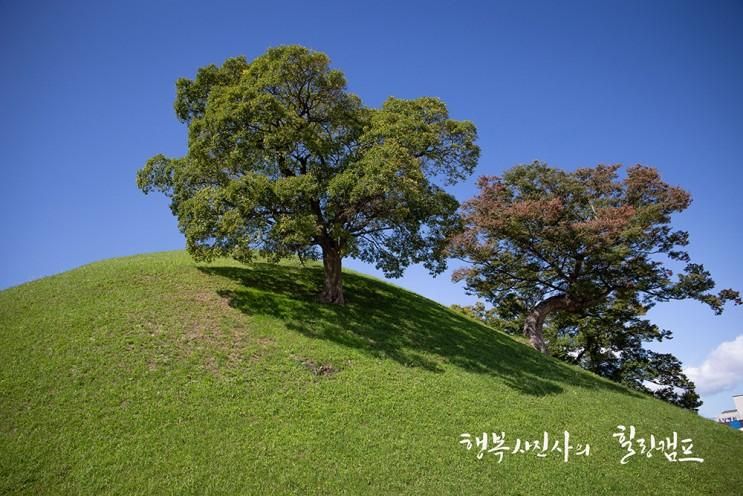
(451, 299, 525, 336)
(2, 251, 742, 494)
(138, 46, 478, 302)
(545, 294, 702, 411)
(451, 296, 703, 411)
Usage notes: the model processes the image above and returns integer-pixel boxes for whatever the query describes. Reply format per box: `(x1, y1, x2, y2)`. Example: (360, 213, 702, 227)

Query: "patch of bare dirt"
(293, 355, 338, 377)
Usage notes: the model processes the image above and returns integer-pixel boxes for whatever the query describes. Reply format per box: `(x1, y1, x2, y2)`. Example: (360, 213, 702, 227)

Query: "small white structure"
(735, 394, 743, 417)
(716, 409, 741, 423)
(716, 394, 743, 431)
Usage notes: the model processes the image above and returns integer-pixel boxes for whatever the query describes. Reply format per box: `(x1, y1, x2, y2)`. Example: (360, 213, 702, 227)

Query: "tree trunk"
(523, 294, 573, 354)
(320, 245, 344, 304)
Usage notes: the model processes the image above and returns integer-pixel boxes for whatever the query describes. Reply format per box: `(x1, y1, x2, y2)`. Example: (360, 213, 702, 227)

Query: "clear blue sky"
(1, 0, 741, 418)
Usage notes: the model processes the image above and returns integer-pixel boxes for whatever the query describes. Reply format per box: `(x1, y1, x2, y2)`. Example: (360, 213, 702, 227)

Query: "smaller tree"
(451, 295, 703, 411)
(546, 293, 702, 411)
(449, 162, 740, 354)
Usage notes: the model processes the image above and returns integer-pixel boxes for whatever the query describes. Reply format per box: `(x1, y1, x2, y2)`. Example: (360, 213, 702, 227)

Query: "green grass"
(1, 251, 741, 495)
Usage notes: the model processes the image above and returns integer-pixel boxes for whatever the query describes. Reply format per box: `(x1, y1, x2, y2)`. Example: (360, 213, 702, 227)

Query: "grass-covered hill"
(1, 251, 741, 494)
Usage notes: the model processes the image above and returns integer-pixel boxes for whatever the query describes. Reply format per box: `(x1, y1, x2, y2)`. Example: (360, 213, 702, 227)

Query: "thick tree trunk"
(320, 245, 344, 304)
(523, 294, 573, 354)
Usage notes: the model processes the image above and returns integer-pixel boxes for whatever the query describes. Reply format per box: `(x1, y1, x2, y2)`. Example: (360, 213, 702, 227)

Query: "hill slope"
(1, 251, 741, 494)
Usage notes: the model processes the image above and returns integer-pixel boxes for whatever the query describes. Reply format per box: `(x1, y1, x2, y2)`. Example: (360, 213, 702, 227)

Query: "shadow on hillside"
(199, 263, 641, 399)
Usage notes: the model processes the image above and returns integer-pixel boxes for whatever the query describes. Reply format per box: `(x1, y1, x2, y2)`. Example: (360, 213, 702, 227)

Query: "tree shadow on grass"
(198, 263, 642, 399)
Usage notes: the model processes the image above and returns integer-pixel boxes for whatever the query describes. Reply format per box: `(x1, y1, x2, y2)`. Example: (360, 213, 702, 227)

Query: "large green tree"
(449, 162, 740, 353)
(138, 46, 479, 303)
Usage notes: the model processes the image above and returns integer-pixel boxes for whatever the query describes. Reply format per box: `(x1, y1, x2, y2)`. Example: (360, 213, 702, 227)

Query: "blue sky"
(1, 0, 741, 418)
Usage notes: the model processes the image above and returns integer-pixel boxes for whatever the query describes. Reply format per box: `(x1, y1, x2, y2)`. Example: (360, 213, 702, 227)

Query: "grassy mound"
(1, 251, 741, 494)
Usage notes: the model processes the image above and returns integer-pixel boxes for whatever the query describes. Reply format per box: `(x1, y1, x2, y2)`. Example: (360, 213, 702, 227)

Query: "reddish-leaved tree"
(449, 162, 740, 353)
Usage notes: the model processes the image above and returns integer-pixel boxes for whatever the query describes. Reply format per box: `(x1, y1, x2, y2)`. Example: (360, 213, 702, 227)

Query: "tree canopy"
(449, 162, 740, 354)
(137, 46, 479, 303)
